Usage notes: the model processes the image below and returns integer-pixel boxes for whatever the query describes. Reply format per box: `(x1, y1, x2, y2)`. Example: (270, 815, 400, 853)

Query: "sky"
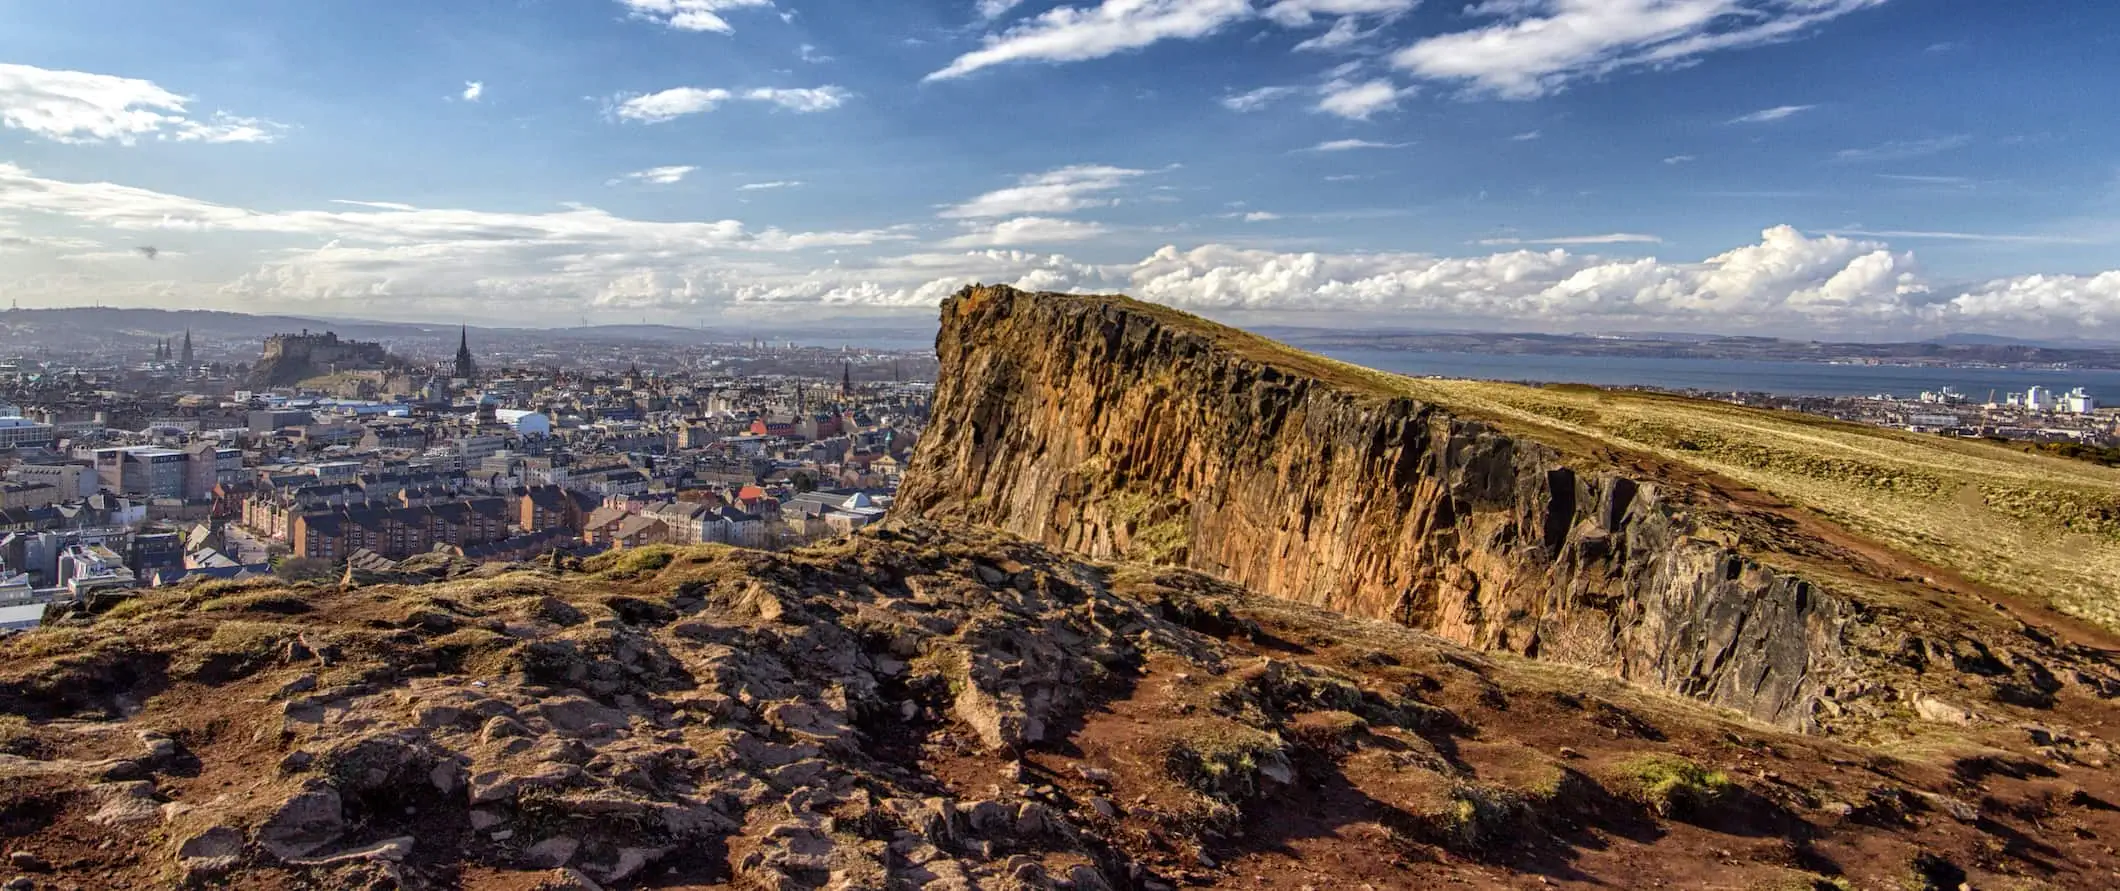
(0, 0, 2117, 338)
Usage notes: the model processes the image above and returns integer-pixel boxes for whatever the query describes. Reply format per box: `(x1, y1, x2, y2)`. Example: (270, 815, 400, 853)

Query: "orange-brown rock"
(901, 285, 2117, 733)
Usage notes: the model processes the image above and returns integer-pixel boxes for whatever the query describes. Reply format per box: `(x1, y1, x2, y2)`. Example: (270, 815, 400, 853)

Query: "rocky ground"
(0, 522, 2116, 890)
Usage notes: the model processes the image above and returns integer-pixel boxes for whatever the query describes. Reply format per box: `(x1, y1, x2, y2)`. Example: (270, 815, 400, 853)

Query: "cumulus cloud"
(614, 165, 698, 185)
(941, 216, 1111, 247)
(1241, 211, 1282, 222)
(0, 63, 284, 145)
(610, 85, 848, 121)
(9, 162, 2120, 334)
(1727, 103, 1811, 124)
(616, 0, 775, 34)
(461, 81, 485, 102)
(940, 165, 1150, 218)
(926, 0, 1255, 81)
(1393, 0, 1887, 99)
(1121, 225, 1927, 324)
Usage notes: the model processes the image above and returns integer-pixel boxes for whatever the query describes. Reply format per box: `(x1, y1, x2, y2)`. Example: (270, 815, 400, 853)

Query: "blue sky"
(0, 0, 2116, 336)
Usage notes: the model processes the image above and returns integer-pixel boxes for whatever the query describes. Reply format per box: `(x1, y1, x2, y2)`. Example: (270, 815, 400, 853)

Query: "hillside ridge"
(900, 284, 2120, 736)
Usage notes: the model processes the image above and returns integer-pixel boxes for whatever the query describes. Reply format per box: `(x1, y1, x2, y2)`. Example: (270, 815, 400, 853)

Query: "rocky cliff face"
(899, 286, 2105, 732)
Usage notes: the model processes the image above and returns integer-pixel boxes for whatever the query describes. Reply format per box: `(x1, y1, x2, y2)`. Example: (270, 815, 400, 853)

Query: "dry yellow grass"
(1372, 378, 2120, 631)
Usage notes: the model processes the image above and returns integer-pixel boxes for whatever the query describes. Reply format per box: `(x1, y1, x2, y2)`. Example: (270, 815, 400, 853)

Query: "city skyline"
(0, 1, 2116, 336)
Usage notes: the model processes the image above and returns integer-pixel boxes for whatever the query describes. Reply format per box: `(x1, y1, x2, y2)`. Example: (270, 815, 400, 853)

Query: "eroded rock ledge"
(899, 286, 2110, 731)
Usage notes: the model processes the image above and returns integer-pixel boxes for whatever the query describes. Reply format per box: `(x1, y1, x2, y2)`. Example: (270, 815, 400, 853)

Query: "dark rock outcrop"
(899, 286, 2106, 732)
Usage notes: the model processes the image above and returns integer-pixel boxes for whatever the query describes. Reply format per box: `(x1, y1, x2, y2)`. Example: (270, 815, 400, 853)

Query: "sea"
(1312, 347, 2120, 404)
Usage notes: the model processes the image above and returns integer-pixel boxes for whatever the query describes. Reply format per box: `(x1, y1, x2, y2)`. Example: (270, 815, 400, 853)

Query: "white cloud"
(1510, 130, 1542, 141)
(976, 0, 1027, 20)
(1221, 85, 1299, 112)
(941, 164, 1150, 218)
(743, 86, 852, 112)
(1662, 154, 1696, 164)
(926, 0, 1255, 81)
(0, 160, 903, 254)
(612, 87, 732, 122)
(1120, 225, 1927, 324)
(1393, 0, 1887, 99)
(941, 216, 1111, 247)
(1477, 233, 1662, 246)
(1263, 0, 1420, 26)
(330, 200, 419, 211)
(1242, 211, 1282, 222)
(462, 81, 485, 102)
(1727, 103, 1811, 124)
(738, 180, 805, 191)
(1317, 77, 1410, 119)
(611, 85, 847, 122)
(1821, 229, 2081, 245)
(616, 0, 775, 34)
(1945, 272, 2120, 328)
(1833, 135, 1972, 163)
(1305, 138, 1408, 151)
(614, 165, 698, 185)
(0, 63, 284, 145)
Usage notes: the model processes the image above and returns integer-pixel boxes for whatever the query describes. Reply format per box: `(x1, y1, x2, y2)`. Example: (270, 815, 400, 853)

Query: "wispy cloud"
(461, 81, 485, 102)
(941, 164, 1150, 218)
(1822, 228, 2082, 245)
(738, 180, 804, 191)
(1727, 104, 1812, 124)
(610, 85, 849, 122)
(927, 0, 1255, 81)
(1875, 173, 1973, 186)
(0, 62, 284, 145)
(615, 0, 776, 35)
(1477, 232, 1663, 246)
(976, 0, 1027, 20)
(1303, 138, 1409, 152)
(1317, 77, 1410, 120)
(1663, 154, 1697, 165)
(1833, 135, 1972, 163)
(941, 215, 1109, 247)
(1510, 130, 1542, 141)
(612, 165, 698, 185)
(1220, 85, 1298, 112)
(1393, 0, 1887, 99)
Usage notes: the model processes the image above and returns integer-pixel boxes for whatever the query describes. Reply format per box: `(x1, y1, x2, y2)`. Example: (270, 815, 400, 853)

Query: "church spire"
(180, 328, 194, 367)
(453, 326, 478, 380)
(841, 361, 853, 398)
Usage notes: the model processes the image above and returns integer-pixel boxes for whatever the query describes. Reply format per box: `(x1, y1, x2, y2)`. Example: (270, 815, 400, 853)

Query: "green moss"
(1611, 753, 1734, 817)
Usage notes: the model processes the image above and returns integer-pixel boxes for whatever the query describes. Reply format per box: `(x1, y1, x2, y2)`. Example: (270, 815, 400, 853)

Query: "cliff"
(901, 286, 2120, 734)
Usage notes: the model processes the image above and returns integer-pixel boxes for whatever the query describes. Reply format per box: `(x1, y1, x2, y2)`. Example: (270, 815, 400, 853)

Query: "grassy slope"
(993, 288, 2120, 631)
